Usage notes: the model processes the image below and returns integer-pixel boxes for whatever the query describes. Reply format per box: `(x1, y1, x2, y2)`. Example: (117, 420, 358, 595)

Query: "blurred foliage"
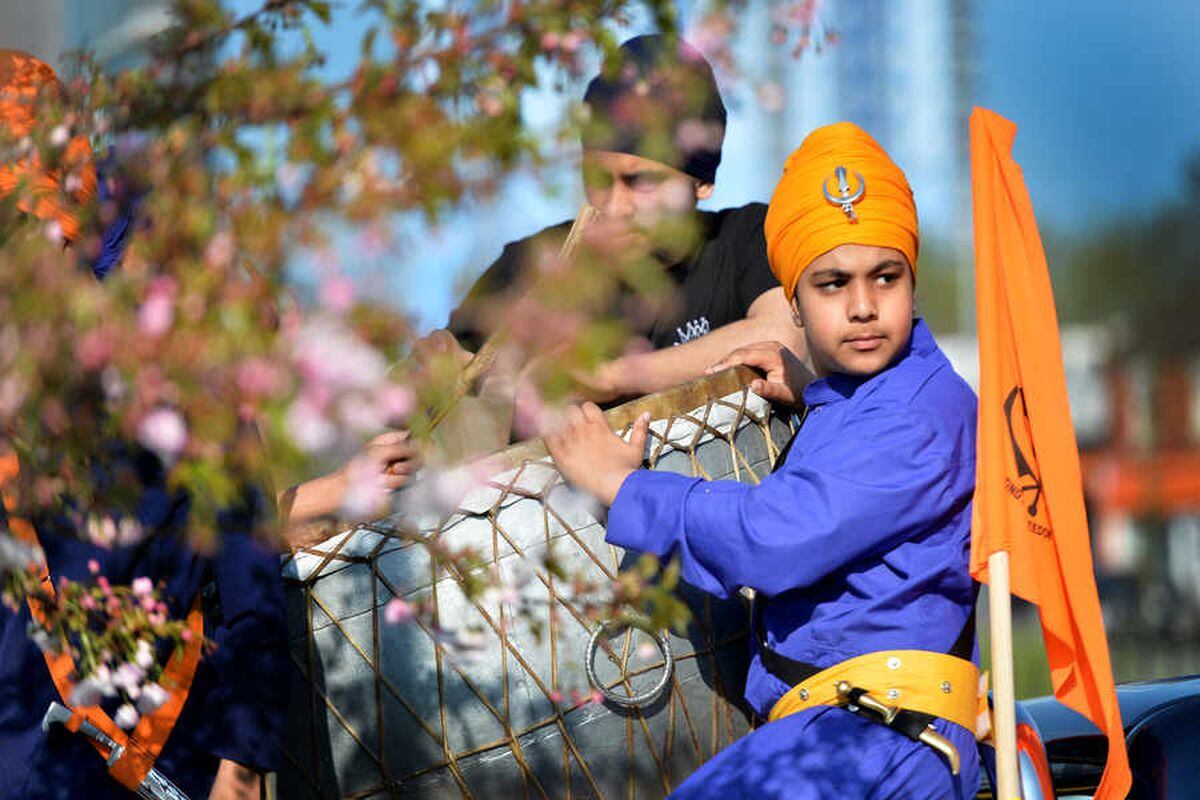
(0, 0, 851, 689)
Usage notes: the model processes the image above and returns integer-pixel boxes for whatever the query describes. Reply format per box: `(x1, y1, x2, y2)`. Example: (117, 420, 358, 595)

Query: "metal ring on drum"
(584, 615, 674, 709)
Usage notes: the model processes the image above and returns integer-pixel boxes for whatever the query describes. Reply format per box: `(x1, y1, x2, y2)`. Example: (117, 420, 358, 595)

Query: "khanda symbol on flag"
(969, 106, 1131, 800)
(1002, 386, 1046, 521)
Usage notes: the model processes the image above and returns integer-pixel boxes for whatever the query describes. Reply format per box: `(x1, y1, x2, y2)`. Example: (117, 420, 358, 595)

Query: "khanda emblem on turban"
(1004, 385, 1045, 518)
(822, 165, 865, 223)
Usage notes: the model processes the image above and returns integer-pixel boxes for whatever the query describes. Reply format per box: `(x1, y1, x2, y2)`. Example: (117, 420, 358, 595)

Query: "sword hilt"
(836, 680, 899, 724)
(41, 701, 192, 799)
(42, 700, 126, 765)
(833, 683, 962, 775)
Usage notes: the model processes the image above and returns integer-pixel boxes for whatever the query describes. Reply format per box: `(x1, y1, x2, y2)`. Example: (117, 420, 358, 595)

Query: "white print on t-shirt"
(674, 316, 711, 345)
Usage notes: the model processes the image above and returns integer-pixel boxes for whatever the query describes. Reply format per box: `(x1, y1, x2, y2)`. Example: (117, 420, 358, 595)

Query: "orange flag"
(969, 107, 1130, 799)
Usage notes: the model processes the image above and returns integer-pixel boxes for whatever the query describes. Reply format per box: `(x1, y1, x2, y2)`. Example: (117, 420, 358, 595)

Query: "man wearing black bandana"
(425, 34, 803, 403)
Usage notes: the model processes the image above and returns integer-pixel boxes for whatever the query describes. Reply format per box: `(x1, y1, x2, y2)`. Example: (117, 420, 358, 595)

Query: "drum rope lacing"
(278, 383, 793, 798)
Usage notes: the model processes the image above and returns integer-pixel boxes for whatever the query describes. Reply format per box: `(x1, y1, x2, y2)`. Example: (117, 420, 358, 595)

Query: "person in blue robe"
(546, 122, 982, 798)
(0, 443, 287, 799)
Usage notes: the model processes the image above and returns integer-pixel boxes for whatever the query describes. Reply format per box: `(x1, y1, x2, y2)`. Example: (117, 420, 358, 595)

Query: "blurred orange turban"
(0, 49, 97, 242)
(764, 122, 918, 299)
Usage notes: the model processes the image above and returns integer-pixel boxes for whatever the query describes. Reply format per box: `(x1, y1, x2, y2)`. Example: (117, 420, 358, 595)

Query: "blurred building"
(941, 327, 1200, 642)
(0, 0, 170, 71)
(748, 0, 976, 246)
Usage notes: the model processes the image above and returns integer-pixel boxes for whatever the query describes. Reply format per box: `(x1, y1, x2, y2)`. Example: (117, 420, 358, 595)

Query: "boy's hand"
(545, 403, 650, 506)
(707, 341, 814, 408)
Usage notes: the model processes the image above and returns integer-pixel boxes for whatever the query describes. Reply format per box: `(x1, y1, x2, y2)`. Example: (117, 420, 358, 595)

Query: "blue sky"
(224, 0, 1200, 331)
(976, 0, 1200, 234)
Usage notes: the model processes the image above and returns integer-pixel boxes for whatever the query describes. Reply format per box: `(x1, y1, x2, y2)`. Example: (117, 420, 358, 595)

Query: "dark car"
(976, 675, 1200, 799)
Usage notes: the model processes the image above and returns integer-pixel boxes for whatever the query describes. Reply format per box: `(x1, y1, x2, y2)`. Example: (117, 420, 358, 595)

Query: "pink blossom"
(113, 662, 145, 697)
(44, 220, 63, 244)
(80, 594, 96, 611)
(137, 407, 188, 463)
(319, 274, 355, 313)
(284, 398, 337, 453)
(49, 125, 70, 148)
(0, 375, 27, 422)
(376, 384, 415, 425)
(97, 576, 111, 595)
(476, 91, 504, 118)
(136, 682, 168, 714)
(180, 628, 194, 643)
(290, 316, 387, 394)
(236, 358, 287, 399)
(383, 597, 414, 625)
(560, 31, 585, 53)
(131, 576, 154, 597)
(75, 328, 114, 371)
(87, 559, 100, 575)
(69, 678, 106, 707)
(137, 293, 174, 337)
(117, 518, 144, 546)
(337, 393, 385, 436)
(114, 703, 139, 730)
(134, 639, 154, 669)
(140, 594, 157, 613)
(203, 231, 234, 269)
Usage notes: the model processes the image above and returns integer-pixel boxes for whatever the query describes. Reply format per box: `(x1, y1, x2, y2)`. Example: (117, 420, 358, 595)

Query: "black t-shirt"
(447, 202, 777, 351)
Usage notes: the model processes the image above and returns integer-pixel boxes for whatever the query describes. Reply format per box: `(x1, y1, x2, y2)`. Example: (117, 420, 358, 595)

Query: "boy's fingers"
(629, 412, 650, 455)
(581, 402, 605, 424)
(709, 344, 780, 375)
(751, 379, 795, 405)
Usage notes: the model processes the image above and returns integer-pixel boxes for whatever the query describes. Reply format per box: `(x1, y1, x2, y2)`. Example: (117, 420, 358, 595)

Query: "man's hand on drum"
(284, 431, 419, 531)
(545, 403, 651, 506)
(707, 341, 814, 407)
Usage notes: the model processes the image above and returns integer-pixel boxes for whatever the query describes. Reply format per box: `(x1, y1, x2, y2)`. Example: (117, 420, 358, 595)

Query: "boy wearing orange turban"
(548, 123, 981, 798)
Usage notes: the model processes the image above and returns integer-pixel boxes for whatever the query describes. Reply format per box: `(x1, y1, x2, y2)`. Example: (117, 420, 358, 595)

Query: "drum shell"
(281, 380, 793, 799)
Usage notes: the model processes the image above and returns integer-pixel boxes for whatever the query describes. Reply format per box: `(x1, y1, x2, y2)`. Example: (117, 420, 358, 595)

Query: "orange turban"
(764, 122, 918, 299)
(0, 49, 97, 242)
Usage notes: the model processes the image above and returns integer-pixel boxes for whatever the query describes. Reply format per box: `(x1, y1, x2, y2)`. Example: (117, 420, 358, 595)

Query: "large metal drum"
(279, 368, 794, 799)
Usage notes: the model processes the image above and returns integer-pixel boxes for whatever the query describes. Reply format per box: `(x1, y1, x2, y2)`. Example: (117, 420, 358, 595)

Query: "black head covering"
(581, 34, 726, 184)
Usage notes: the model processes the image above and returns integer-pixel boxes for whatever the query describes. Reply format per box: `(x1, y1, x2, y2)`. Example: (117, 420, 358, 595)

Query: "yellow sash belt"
(767, 649, 983, 736)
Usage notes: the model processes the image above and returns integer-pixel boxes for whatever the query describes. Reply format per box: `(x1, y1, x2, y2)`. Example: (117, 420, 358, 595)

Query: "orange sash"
(0, 452, 204, 791)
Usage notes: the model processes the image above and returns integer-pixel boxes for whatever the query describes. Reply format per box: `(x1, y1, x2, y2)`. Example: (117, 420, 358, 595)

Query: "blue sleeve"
(201, 526, 288, 772)
(606, 411, 963, 599)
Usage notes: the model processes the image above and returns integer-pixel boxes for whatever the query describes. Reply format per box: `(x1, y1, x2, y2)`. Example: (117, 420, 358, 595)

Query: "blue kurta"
(0, 448, 287, 799)
(607, 319, 981, 798)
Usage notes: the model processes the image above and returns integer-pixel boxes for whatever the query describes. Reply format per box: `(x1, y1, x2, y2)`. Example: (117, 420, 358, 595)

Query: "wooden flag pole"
(988, 550, 1020, 800)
